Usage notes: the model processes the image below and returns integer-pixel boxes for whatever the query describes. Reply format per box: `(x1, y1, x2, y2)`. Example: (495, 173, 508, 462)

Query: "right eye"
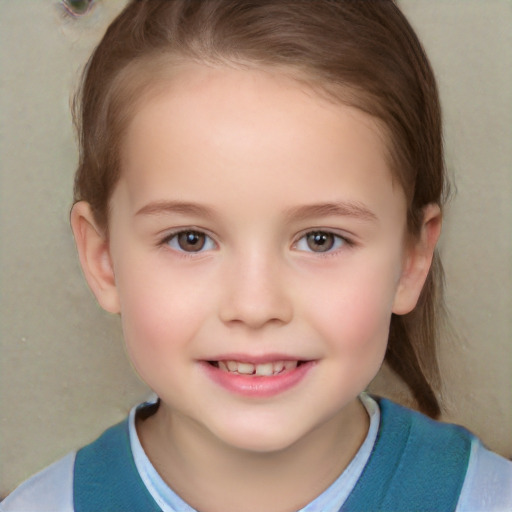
(163, 230, 216, 253)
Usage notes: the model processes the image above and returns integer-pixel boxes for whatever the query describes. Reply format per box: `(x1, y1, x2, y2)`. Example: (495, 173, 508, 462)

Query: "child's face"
(79, 64, 429, 453)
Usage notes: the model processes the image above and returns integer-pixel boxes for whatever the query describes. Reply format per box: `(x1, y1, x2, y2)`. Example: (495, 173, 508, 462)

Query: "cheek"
(303, 259, 399, 355)
(114, 262, 212, 381)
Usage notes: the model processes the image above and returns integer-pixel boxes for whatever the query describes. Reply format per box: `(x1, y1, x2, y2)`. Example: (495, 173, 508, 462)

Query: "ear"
(392, 204, 442, 315)
(70, 201, 120, 314)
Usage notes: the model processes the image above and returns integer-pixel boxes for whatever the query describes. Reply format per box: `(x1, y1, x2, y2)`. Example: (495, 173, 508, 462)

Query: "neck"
(137, 398, 369, 512)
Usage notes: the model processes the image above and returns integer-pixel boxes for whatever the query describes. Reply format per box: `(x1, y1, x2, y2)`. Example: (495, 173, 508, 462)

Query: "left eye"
(295, 231, 346, 253)
(165, 230, 216, 253)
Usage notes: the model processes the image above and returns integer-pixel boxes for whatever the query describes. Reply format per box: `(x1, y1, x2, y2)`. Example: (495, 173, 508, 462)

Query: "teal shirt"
(73, 398, 473, 512)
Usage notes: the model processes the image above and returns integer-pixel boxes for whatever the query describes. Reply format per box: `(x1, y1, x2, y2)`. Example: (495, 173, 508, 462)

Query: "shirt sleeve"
(1, 452, 76, 512)
(455, 438, 512, 512)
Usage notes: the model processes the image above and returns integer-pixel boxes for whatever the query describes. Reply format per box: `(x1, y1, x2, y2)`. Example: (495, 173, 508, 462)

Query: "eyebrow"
(135, 200, 217, 219)
(283, 201, 377, 222)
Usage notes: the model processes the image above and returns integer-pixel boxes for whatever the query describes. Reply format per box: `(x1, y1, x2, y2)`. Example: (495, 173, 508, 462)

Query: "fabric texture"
(73, 419, 161, 512)
(456, 435, 512, 511)
(0, 452, 75, 512)
(341, 399, 472, 511)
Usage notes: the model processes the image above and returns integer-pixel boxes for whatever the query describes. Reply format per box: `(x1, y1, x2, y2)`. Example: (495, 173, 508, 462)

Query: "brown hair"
(73, 0, 449, 418)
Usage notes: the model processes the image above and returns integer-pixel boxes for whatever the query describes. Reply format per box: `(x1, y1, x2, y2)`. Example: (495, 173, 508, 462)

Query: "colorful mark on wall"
(60, 0, 95, 17)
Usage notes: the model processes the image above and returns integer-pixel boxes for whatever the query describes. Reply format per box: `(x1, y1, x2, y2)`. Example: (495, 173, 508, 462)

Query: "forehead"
(115, 63, 405, 222)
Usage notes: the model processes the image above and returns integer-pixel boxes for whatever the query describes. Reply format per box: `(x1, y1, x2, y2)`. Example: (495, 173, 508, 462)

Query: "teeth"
(273, 361, 285, 374)
(237, 362, 255, 375)
(216, 360, 299, 376)
(226, 360, 238, 372)
(255, 363, 273, 376)
(218, 361, 229, 372)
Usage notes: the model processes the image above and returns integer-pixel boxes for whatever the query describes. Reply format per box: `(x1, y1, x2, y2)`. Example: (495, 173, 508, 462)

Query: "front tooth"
(237, 362, 255, 375)
(255, 363, 274, 376)
(226, 361, 238, 372)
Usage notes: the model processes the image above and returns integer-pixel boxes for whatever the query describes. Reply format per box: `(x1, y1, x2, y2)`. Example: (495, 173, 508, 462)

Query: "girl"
(3, 1, 511, 511)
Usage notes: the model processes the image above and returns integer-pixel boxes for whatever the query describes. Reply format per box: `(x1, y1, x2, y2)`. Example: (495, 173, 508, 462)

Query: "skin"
(71, 64, 441, 512)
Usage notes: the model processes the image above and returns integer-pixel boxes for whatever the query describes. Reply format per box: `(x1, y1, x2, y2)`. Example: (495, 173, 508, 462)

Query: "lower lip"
(200, 361, 316, 398)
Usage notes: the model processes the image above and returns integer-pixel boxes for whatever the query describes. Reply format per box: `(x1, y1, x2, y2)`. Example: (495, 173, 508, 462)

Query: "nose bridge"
(219, 244, 292, 328)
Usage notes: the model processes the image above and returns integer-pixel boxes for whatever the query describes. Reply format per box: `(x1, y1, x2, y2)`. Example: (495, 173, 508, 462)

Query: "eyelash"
(159, 228, 354, 257)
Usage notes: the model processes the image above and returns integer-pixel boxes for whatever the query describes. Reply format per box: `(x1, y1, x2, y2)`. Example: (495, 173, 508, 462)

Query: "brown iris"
(306, 232, 336, 252)
(177, 231, 207, 252)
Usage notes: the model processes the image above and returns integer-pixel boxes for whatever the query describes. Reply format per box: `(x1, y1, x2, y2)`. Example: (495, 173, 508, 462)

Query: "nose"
(218, 251, 293, 329)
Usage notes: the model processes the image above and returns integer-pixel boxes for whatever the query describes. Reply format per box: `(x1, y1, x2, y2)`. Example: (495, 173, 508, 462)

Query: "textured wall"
(1, 0, 511, 497)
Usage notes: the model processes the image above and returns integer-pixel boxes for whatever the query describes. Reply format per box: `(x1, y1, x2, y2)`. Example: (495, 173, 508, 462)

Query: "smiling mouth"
(207, 360, 304, 377)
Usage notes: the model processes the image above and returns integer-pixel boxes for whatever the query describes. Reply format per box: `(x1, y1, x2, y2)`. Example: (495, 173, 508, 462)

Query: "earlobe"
(392, 204, 442, 315)
(70, 202, 120, 314)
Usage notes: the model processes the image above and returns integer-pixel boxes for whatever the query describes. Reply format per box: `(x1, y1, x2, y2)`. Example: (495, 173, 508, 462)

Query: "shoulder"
(1, 401, 154, 512)
(456, 439, 512, 512)
(375, 397, 512, 511)
(1, 452, 75, 512)
(347, 397, 471, 510)
(377, 396, 475, 459)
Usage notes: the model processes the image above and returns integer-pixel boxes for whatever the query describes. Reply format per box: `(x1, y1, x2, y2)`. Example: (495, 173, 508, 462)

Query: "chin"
(210, 418, 307, 455)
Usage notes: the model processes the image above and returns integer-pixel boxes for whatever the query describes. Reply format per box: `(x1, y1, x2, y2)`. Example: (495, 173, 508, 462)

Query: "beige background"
(1, 0, 511, 498)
